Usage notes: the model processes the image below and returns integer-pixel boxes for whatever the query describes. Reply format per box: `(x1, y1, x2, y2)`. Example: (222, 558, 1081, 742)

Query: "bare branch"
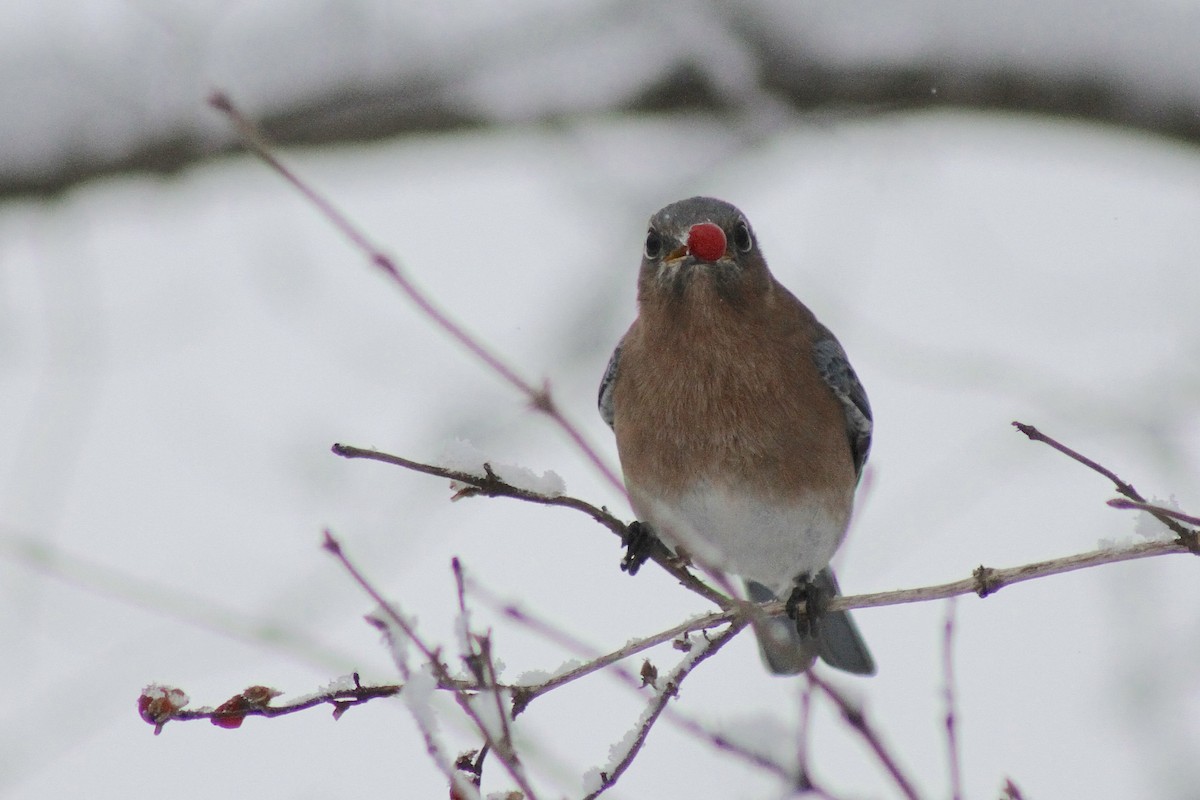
(147, 675, 401, 729)
(322, 530, 539, 800)
(331, 442, 731, 607)
(819, 539, 1189, 613)
(1013, 421, 1199, 551)
(942, 599, 964, 800)
(1013, 420, 1136, 493)
(652, 703, 800, 790)
(582, 619, 751, 799)
(808, 671, 923, 800)
(333, 443, 626, 537)
(1107, 497, 1200, 529)
(796, 681, 815, 790)
(788, 684, 849, 799)
(508, 607, 732, 711)
(451, 559, 519, 768)
(210, 93, 624, 498)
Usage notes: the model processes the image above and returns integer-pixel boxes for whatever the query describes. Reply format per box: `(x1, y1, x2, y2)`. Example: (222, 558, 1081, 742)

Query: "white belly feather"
(634, 482, 851, 596)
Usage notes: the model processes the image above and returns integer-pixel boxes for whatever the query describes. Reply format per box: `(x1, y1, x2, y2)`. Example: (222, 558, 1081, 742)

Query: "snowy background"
(2, 2, 1200, 798)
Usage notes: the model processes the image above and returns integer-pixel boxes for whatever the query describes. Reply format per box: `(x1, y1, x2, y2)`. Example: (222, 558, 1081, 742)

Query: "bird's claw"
(785, 578, 831, 638)
(620, 521, 656, 576)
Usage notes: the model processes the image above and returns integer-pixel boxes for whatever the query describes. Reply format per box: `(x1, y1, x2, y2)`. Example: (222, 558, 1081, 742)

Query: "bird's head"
(637, 196, 772, 303)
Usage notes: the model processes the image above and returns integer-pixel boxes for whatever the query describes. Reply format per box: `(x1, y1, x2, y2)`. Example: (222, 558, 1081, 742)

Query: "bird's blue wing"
(812, 326, 872, 477)
(598, 343, 622, 429)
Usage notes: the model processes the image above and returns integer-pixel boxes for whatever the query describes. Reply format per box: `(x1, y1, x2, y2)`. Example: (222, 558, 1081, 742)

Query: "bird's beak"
(665, 244, 688, 263)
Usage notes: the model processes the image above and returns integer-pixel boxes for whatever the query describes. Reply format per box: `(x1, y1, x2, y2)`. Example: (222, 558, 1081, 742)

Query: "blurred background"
(2, 1, 1199, 797)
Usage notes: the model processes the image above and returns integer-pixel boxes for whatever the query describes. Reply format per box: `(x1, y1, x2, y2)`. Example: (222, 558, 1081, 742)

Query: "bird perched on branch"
(599, 196, 875, 675)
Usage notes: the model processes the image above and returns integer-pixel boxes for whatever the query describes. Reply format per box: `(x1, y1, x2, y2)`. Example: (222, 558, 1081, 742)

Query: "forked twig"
(1107, 497, 1200, 528)
(323, 531, 538, 799)
(1013, 421, 1199, 551)
(452, 560, 517, 764)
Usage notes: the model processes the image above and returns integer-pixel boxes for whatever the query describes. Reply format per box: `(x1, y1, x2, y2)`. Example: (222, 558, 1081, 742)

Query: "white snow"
(1133, 496, 1185, 542)
(511, 668, 553, 687)
(140, 684, 189, 707)
(441, 438, 566, 497)
(319, 674, 361, 695)
(1098, 495, 1182, 548)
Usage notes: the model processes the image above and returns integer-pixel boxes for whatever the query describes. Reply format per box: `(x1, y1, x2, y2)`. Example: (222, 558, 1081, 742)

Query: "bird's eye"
(644, 228, 662, 260)
(733, 220, 753, 253)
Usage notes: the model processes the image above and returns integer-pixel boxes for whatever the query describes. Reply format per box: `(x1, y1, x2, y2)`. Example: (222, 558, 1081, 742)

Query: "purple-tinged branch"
(1013, 421, 1199, 551)
(209, 91, 625, 497)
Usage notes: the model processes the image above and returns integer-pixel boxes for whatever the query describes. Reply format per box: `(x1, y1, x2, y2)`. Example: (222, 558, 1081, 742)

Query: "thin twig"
(582, 619, 750, 799)
(481, 596, 731, 713)
(143, 675, 400, 729)
(335, 443, 626, 536)
(323, 530, 538, 800)
(796, 680, 815, 791)
(1012, 422, 1133, 492)
(1002, 777, 1028, 799)
(1013, 421, 1199, 550)
(942, 599, 963, 800)
(790, 696, 856, 800)
(808, 671, 923, 800)
(209, 91, 624, 496)
(451, 560, 518, 768)
(332, 442, 730, 607)
(816, 539, 1189, 612)
(657, 704, 798, 788)
(510, 608, 731, 708)
(1107, 497, 1200, 528)
(478, 635, 516, 762)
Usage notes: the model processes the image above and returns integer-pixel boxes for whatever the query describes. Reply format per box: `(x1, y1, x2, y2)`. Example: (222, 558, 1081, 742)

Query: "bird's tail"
(747, 569, 875, 676)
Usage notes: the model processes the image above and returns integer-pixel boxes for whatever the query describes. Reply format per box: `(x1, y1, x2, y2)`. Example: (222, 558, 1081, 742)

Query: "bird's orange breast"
(612, 274, 855, 508)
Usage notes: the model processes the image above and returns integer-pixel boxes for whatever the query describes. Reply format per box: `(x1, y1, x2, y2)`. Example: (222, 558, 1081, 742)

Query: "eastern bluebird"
(599, 196, 875, 675)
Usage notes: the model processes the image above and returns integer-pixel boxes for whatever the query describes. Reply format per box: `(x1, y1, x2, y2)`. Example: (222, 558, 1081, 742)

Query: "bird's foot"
(620, 521, 656, 576)
(785, 577, 831, 638)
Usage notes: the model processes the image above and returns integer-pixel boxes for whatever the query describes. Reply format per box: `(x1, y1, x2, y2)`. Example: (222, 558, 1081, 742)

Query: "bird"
(598, 196, 875, 675)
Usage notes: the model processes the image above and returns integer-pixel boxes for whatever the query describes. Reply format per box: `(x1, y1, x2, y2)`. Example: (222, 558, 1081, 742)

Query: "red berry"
(686, 223, 726, 262)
